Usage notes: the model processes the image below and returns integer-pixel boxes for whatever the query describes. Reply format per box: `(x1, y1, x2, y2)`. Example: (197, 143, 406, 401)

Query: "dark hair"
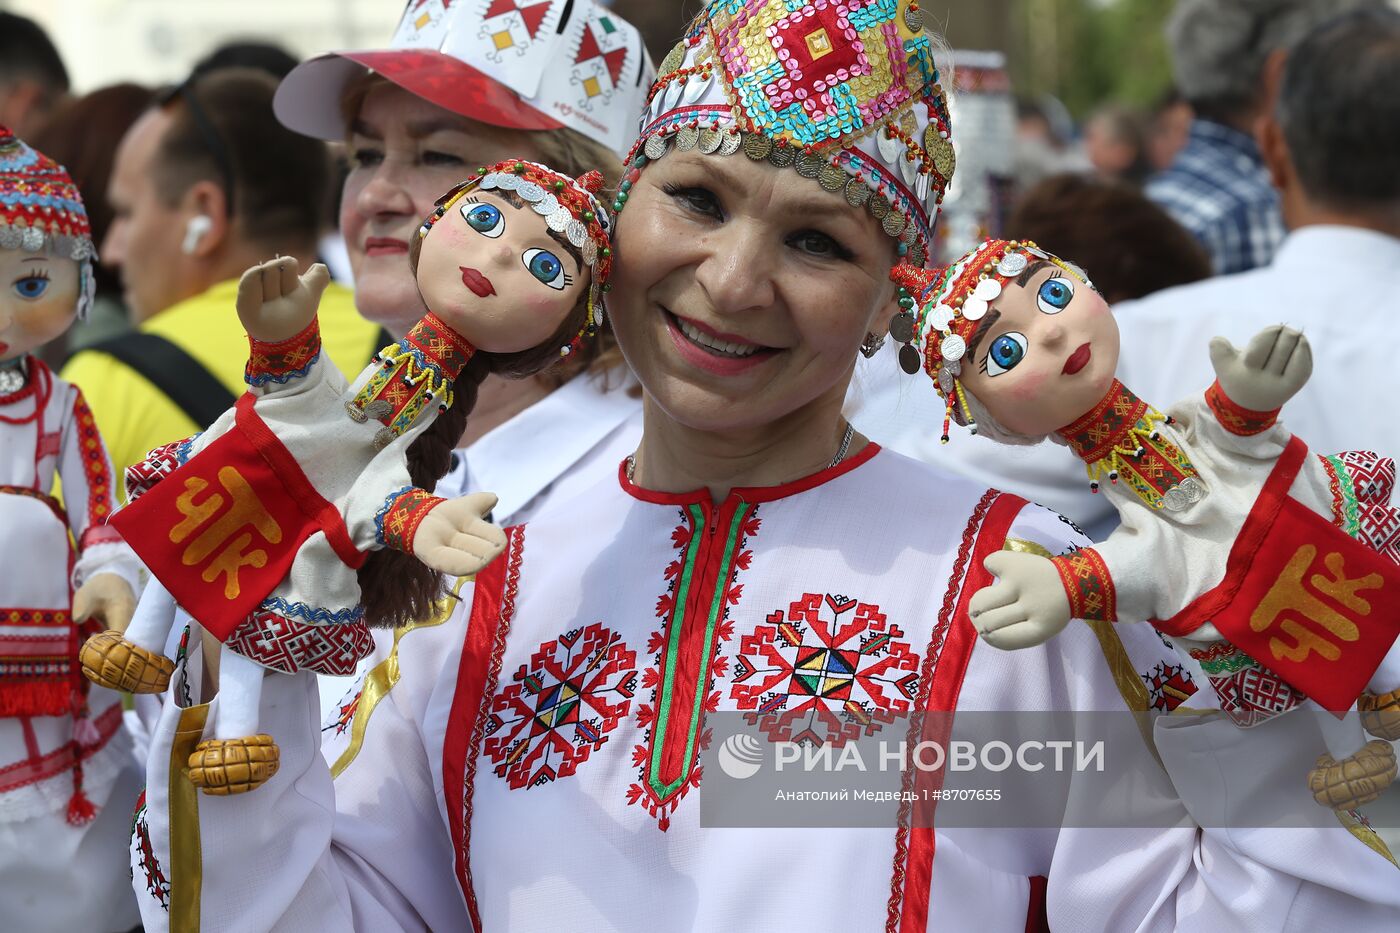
(0, 13, 69, 95)
(31, 84, 153, 300)
(151, 68, 329, 253)
(192, 40, 300, 81)
(355, 217, 595, 628)
(1277, 7, 1400, 211)
(1007, 173, 1211, 305)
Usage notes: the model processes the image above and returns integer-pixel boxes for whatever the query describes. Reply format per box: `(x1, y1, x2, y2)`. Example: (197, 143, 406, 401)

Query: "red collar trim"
(618, 441, 882, 506)
(1057, 379, 1150, 464)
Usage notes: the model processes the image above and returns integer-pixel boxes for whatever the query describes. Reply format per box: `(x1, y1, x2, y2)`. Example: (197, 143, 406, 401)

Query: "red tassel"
(66, 789, 97, 826)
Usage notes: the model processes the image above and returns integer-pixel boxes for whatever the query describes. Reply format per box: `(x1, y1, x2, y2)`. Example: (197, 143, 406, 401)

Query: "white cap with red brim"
(274, 0, 655, 158)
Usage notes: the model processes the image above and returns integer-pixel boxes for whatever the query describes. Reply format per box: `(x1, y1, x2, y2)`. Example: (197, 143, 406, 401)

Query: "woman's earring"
(859, 332, 886, 358)
(890, 287, 921, 374)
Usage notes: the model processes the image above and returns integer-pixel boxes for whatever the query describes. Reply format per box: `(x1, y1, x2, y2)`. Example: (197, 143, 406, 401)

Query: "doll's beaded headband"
(419, 160, 613, 357)
(890, 238, 1092, 442)
(0, 125, 96, 319)
(617, 0, 954, 268)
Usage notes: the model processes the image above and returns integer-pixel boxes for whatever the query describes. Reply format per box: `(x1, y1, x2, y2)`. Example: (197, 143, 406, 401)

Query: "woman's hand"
(235, 256, 328, 342)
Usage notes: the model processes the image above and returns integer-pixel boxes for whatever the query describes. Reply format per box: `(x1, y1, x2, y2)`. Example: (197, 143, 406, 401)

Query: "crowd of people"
(1, 0, 1399, 930)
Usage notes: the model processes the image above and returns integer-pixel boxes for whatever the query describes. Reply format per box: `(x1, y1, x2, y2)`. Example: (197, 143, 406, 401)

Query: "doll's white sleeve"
(131, 587, 474, 932)
(963, 503, 1400, 931)
(343, 436, 451, 555)
(58, 382, 142, 592)
(244, 318, 347, 400)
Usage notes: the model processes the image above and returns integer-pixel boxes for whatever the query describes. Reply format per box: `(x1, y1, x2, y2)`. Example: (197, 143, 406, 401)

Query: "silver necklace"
(626, 421, 856, 482)
(0, 357, 27, 396)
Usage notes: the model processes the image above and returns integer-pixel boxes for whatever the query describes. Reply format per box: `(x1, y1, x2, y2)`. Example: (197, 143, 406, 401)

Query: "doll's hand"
(235, 256, 329, 342)
(411, 492, 509, 577)
(967, 551, 1072, 650)
(72, 573, 137, 634)
(1208, 325, 1312, 413)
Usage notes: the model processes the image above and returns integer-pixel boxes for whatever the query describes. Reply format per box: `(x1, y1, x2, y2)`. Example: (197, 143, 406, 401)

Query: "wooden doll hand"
(411, 492, 509, 577)
(72, 573, 137, 634)
(967, 551, 1072, 650)
(235, 256, 329, 342)
(1208, 325, 1313, 413)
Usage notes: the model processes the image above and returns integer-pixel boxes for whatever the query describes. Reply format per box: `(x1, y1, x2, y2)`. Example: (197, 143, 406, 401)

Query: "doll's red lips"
(461, 267, 495, 298)
(1063, 343, 1091, 375)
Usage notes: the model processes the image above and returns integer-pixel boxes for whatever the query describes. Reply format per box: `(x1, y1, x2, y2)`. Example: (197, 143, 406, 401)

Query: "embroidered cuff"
(374, 486, 447, 554)
(1050, 548, 1118, 622)
(246, 318, 321, 387)
(1205, 380, 1280, 436)
(79, 524, 123, 550)
(124, 436, 193, 503)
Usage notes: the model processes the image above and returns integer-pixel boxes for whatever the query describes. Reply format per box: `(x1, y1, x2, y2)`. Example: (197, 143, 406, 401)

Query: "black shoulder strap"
(87, 332, 237, 429)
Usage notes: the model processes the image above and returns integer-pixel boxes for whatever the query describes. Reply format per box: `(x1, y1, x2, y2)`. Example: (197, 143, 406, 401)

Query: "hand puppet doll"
(81, 160, 613, 794)
(889, 238, 1400, 812)
(0, 126, 140, 830)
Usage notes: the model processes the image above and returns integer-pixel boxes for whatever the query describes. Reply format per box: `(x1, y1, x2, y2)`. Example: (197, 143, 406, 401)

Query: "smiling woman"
(130, 3, 1400, 931)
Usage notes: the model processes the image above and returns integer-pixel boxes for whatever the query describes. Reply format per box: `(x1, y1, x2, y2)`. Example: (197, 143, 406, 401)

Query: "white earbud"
(182, 215, 213, 255)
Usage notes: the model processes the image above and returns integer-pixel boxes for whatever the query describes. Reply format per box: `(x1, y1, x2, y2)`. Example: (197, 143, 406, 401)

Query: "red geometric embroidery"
(1204, 380, 1279, 436)
(1141, 660, 1197, 712)
(378, 488, 445, 553)
(1050, 547, 1117, 622)
(71, 390, 113, 528)
(1189, 640, 1305, 728)
(484, 623, 636, 790)
(124, 439, 187, 503)
(130, 791, 169, 911)
(629, 505, 760, 830)
(731, 592, 919, 746)
(245, 318, 322, 387)
(224, 611, 373, 676)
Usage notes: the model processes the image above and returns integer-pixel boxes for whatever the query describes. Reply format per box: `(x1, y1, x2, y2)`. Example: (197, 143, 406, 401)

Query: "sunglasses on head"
(156, 78, 237, 218)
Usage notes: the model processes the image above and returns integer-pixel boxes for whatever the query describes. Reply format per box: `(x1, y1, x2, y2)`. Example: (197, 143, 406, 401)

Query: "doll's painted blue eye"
(522, 248, 567, 290)
(984, 332, 1028, 376)
(12, 275, 50, 300)
(1036, 276, 1074, 314)
(462, 202, 504, 238)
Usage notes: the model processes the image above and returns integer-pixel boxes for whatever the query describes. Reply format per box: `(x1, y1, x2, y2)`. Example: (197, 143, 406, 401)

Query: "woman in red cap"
(273, 0, 654, 527)
(132, 4, 1400, 930)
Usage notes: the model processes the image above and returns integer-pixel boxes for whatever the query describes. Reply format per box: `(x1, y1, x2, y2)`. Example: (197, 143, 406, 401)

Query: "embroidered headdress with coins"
(0, 125, 96, 320)
(617, 0, 955, 269)
(890, 238, 1093, 443)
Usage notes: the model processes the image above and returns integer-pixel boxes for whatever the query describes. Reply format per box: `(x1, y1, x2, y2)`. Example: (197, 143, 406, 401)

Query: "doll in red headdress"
(891, 238, 1400, 812)
(81, 160, 613, 794)
(0, 125, 144, 929)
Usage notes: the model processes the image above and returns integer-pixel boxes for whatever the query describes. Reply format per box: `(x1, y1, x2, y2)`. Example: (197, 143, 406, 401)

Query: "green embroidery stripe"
(1197, 652, 1259, 676)
(1326, 455, 1362, 538)
(649, 502, 751, 801)
(648, 504, 704, 794)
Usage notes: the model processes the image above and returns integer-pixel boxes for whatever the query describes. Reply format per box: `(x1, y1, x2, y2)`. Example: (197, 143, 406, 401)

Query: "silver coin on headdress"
(547, 207, 573, 233)
(582, 237, 598, 266)
(565, 219, 588, 248)
(995, 252, 1028, 277)
(844, 178, 871, 208)
(719, 129, 742, 155)
(961, 297, 989, 321)
(940, 334, 966, 362)
(972, 278, 1002, 302)
(533, 193, 560, 217)
(698, 127, 723, 154)
(21, 226, 43, 252)
(675, 125, 700, 151)
(645, 133, 670, 161)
